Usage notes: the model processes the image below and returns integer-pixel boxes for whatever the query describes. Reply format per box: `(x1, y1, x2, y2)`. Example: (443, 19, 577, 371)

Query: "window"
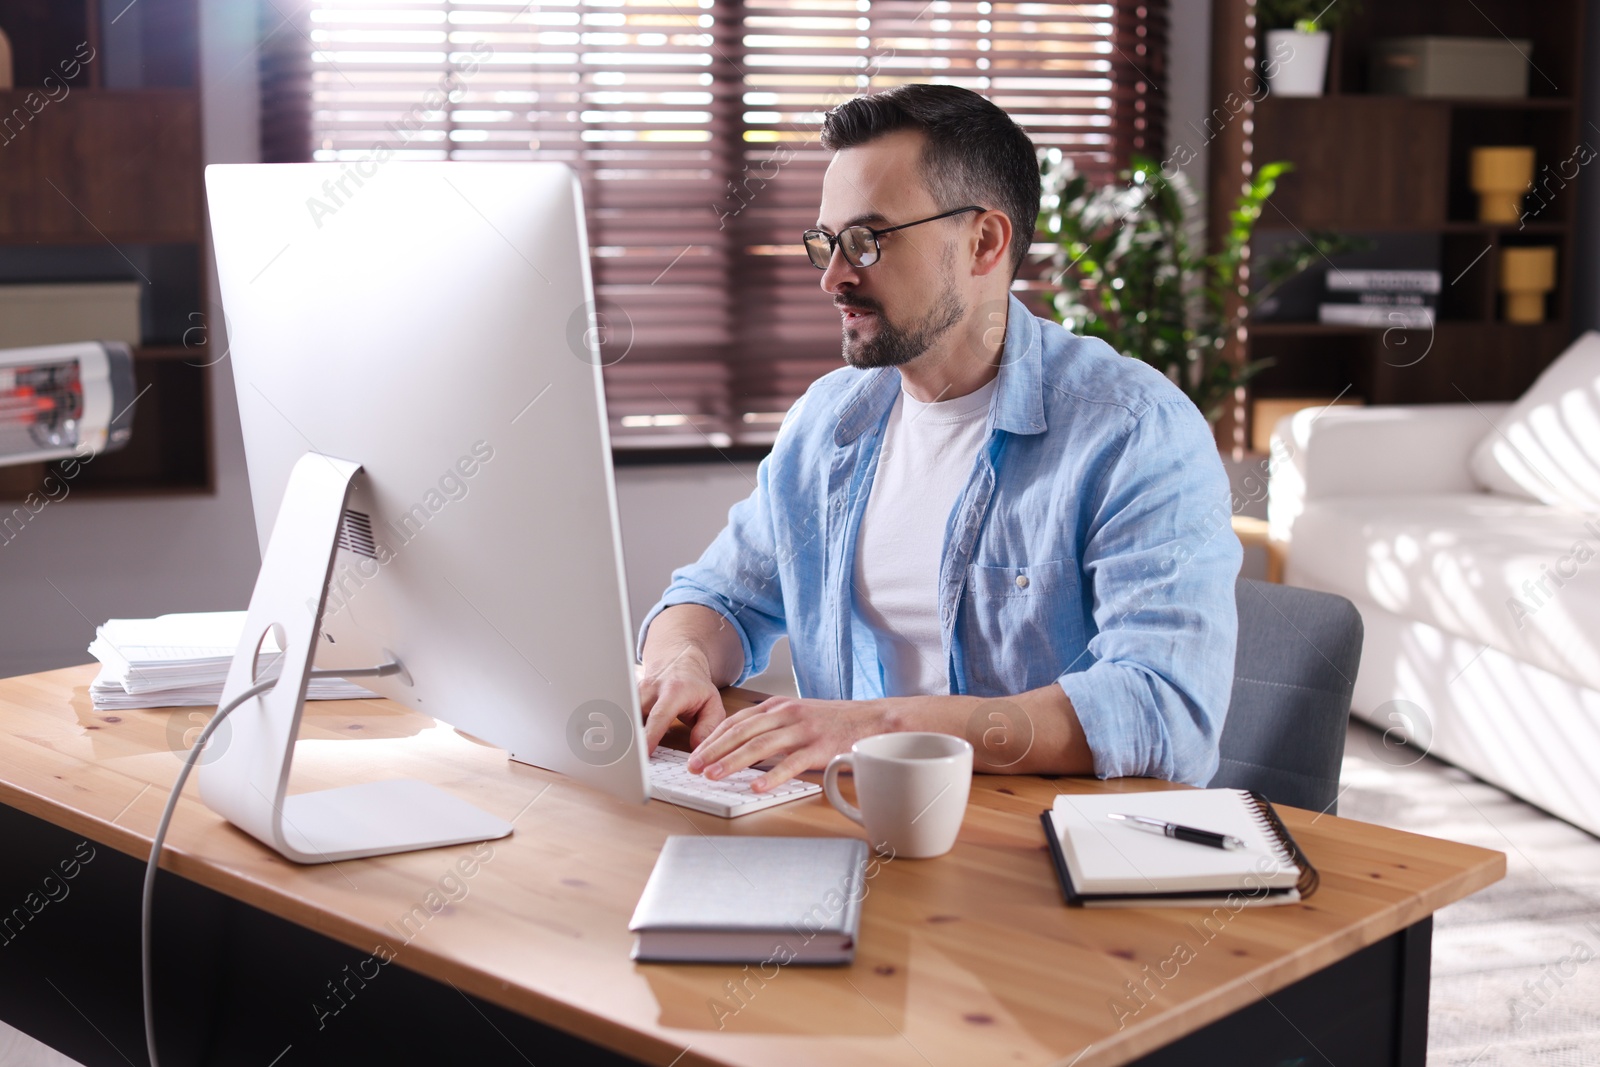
(262, 0, 1165, 449)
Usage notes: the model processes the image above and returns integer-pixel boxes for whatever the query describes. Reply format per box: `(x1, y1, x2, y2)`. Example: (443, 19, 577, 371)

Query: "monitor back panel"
(207, 162, 648, 805)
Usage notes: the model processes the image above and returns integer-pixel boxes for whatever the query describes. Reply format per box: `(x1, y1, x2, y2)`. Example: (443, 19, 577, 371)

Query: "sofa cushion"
(1289, 494, 1600, 693)
(1469, 330, 1600, 512)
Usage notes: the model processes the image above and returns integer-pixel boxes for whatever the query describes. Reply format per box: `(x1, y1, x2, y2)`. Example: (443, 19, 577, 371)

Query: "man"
(635, 84, 1240, 792)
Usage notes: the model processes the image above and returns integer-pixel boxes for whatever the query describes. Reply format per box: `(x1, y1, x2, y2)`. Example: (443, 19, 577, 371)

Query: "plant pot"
(1470, 146, 1536, 222)
(1266, 29, 1330, 98)
(1500, 247, 1556, 323)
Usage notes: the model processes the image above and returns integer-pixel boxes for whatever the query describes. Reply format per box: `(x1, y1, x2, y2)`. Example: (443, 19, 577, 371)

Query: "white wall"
(1165, 0, 1214, 206)
(613, 463, 797, 696)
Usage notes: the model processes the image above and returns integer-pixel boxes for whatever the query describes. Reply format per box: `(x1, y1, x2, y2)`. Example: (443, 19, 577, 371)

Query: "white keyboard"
(648, 746, 822, 818)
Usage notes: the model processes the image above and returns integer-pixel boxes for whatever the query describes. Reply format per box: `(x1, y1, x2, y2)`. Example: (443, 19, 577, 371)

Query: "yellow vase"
(1500, 247, 1557, 323)
(1471, 147, 1536, 223)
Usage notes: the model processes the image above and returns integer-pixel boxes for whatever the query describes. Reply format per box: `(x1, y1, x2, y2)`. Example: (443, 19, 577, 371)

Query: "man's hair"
(819, 84, 1040, 278)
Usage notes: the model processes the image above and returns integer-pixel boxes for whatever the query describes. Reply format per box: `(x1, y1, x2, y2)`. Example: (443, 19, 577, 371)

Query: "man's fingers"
(690, 705, 762, 755)
(636, 677, 660, 719)
(752, 750, 816, 793)
(704, 724, 806, 780)
(688, 713, 725, 750)
(642, 686, 695, 750)
(645, 682, 728, 753)
(689, 703, 787, 771)
(641, 703, 677, 752)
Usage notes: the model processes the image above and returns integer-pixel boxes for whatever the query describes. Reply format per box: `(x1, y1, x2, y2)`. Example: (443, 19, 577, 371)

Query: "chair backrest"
(1209, 579, 1363, 814)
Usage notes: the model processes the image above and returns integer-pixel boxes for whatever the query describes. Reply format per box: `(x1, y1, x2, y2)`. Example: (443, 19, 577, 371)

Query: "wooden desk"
(0, 666, 1502, 1067)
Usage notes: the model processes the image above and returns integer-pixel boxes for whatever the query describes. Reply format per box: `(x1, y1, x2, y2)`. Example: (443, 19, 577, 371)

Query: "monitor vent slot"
(337, 509, 378, 559)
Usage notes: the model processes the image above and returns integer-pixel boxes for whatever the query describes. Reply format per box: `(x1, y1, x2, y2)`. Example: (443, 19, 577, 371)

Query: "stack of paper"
(89, 611, 377, 710)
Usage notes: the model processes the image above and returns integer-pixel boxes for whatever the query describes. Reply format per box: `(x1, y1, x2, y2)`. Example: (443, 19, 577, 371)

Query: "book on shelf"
(1325, 269, 1441, 294)
(1320, 267, 1440, 329)
(1317, 304, 1435, 329)
(1326, 292, 1431, 308)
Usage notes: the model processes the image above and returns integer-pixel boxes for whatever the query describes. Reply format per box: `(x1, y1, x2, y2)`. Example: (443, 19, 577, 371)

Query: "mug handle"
(823, 754, 864, 826)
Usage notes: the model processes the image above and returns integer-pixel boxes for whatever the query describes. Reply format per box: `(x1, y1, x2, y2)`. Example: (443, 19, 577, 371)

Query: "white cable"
(141, 662, 401, 1067)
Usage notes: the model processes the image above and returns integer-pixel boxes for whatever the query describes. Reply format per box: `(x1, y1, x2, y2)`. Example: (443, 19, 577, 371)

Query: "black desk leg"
(1396, 915, 1433, 1067)
(1130, 915, 1435, 1067)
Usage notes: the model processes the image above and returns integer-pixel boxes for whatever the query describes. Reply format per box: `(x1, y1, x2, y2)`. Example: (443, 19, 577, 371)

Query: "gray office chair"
(1208, 578, 1363, 814)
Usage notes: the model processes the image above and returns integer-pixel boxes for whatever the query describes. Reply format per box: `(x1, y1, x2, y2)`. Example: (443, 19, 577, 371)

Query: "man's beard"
(838, 281, 966, 370)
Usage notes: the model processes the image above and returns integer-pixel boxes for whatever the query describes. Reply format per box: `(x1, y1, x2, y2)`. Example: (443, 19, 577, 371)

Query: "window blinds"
(262, 0, 1165, 448)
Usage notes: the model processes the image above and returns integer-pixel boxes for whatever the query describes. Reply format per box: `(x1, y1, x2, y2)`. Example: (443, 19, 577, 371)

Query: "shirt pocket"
(961, 558, 1089, 691)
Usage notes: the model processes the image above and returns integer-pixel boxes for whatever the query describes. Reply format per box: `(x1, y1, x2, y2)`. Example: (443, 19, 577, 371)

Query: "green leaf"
(1036, 150, 1345, 423)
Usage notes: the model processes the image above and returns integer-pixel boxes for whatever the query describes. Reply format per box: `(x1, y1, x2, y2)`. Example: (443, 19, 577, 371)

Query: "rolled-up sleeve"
(635, 453, 790, 685)
(1055, 398, 1242, 785)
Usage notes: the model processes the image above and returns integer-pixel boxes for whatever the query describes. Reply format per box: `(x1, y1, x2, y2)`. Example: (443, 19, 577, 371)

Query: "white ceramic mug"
(823, 732, 973, 859)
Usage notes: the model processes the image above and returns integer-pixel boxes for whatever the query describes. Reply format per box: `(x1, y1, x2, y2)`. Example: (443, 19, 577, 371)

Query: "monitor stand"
(197, 452, 513, 864)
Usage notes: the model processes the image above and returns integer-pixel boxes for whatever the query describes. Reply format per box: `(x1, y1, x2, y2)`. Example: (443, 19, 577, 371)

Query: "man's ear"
(970, 210, 1013, 277)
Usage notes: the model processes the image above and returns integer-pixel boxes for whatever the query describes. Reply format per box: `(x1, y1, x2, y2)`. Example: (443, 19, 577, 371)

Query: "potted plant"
(1037, 151, 1359, 424)
(1258, 0, 1359, 97)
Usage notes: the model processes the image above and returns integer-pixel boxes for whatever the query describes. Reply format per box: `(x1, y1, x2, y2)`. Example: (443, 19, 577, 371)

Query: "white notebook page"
(1050, 789, 1300, 896)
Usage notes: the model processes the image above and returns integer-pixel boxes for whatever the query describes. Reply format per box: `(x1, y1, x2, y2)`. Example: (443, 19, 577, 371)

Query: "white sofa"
(1269, 402, 1600, 837)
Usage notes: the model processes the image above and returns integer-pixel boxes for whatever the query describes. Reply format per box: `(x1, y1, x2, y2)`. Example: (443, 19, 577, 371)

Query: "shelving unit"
(0, 0, 211, 499)
(1207, 0, 1586, 452)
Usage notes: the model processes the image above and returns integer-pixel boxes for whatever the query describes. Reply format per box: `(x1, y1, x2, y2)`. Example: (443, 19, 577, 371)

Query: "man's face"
(815, 130, 970, 370)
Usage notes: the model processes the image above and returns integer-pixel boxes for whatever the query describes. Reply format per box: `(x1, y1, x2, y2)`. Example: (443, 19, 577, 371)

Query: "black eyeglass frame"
(802, 205, 985, 270)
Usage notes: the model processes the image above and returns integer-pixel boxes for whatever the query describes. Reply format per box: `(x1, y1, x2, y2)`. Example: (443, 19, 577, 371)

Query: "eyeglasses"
(802, 205, 984, 270)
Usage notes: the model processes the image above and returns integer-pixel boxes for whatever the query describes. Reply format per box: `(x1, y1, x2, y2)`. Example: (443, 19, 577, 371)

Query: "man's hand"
(686, 696, 892, 793)
(637, 599, 1095, 783)
(681, 683, 1095, 786)
(638, 604, 746, 752)
(640, 646, 729, 753)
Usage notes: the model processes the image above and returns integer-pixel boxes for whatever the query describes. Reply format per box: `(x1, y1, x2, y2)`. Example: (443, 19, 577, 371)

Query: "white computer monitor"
(202, 162, 651, 863)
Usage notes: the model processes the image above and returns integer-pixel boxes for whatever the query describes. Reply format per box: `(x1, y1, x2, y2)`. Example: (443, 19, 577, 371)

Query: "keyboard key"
(647, 747, 822, 818)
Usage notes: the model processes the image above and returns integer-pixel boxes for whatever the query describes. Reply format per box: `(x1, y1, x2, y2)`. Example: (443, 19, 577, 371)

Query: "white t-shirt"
(852, 376, 998, 696)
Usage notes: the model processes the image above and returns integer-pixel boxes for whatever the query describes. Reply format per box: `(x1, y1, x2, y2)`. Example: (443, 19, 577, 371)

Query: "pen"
(1108, 813, 1246, 851)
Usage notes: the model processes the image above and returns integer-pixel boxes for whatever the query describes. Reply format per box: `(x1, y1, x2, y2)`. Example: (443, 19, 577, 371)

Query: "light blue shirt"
(638, 295, 1242, 785)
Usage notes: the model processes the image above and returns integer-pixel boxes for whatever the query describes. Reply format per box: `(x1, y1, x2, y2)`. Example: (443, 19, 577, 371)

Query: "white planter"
(1265, 29, 1331, 97)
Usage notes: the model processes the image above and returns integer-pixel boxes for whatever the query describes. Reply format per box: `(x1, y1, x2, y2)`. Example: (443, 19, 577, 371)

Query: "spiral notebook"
(1040, 789, 1318, 908)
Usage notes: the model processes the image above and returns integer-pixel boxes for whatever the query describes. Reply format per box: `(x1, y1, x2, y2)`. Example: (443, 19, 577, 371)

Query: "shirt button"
(1015, 574, 1029, 589)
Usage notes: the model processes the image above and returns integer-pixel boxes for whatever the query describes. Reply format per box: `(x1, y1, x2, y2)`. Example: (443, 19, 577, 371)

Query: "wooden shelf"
(1214, 0, 1587, 448)
(1250, 320, 1566, 336)
(134, 345, 205, 362)
(0, 1, 210, 499)
(0, 90, 203, 243)
(1248, 322, 1428, 336)
(0, 356, 212, 502)
(1261, 94, 1576, 109)
(1254, 221, 1567, 236)
(1324, 0, 1584, 98)
(0, 232, 206, 247)
(1247, 321, 1570, 406)
(0, 1, 96, 89)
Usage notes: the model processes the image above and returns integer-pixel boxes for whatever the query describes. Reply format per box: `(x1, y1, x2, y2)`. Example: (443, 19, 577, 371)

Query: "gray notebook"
(629, 836, 868, 963)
